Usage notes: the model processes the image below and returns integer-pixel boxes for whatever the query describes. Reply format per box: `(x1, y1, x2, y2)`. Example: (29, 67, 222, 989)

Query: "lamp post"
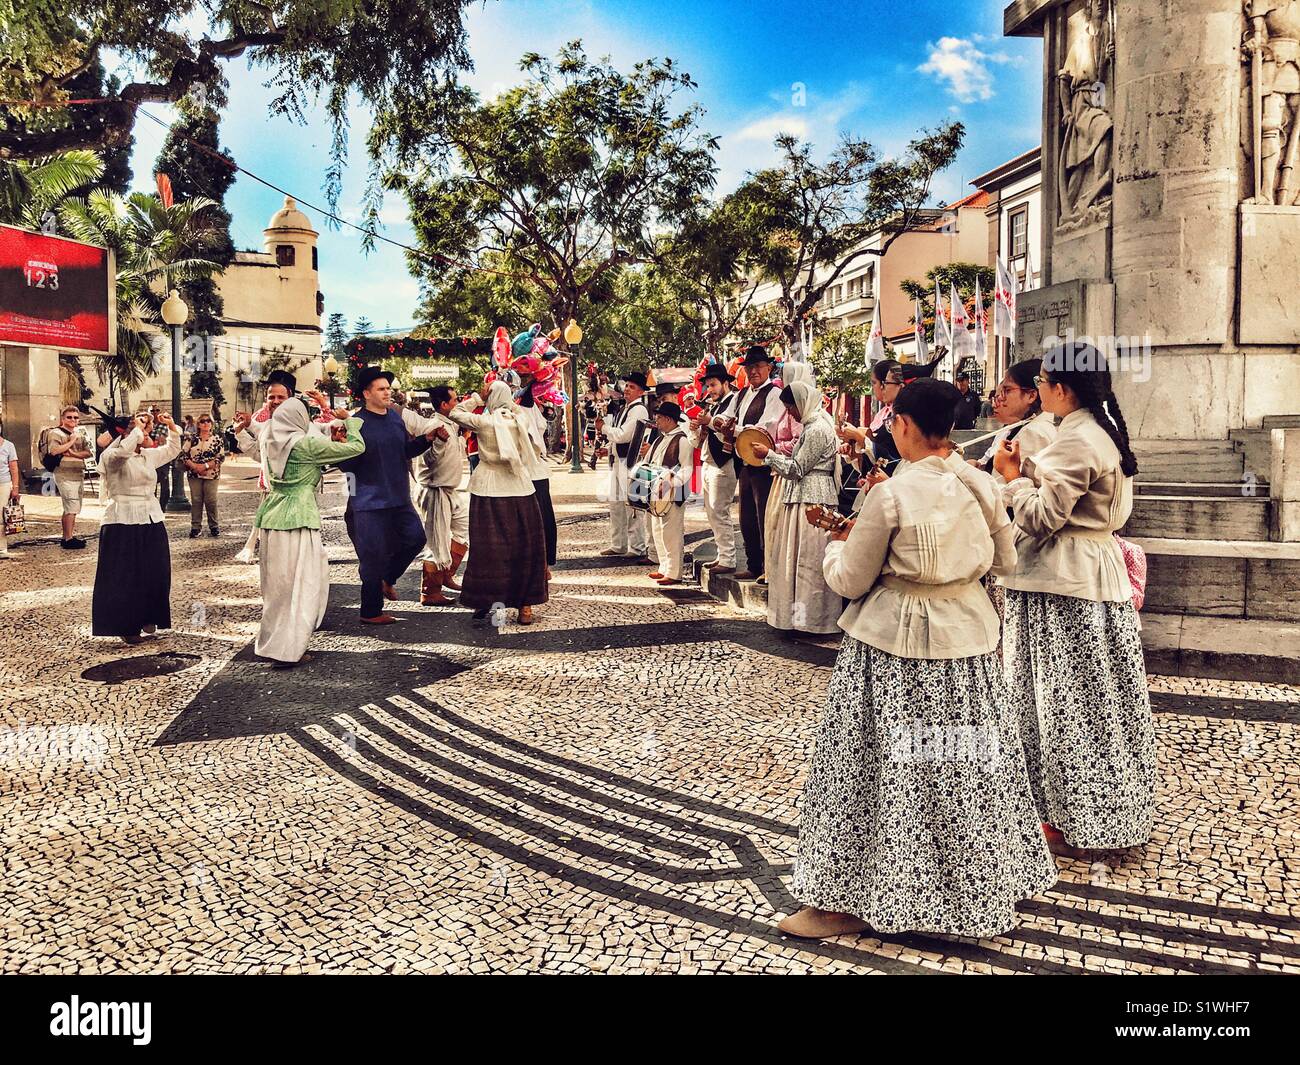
(564, 318, 584, 473)
(322, 354, 340, 407)
(160, 288, 190, 511)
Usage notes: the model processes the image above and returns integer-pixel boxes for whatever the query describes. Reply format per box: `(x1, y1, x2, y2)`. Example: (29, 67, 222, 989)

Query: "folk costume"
(643, 403, 692, 582)
(690, 370, 740, 571)
(253, 400, 365, 663)
(414, 407, 470, 605)
(762, 380, 841, 634)
(519, 398, 558, 570)
(92, 421, 181, 640)
(999, 408, 1155, 849)
(600, 375, 651, 557)
(445, 381, 548, 618)
(732, 351, 784, 576)
(791, 454, 1056, 937)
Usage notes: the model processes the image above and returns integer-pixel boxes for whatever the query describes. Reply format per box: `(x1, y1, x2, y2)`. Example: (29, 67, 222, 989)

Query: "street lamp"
(322, 354, 340, 407)
(564, 318, 584, 473)
(160, 288, 190, 511)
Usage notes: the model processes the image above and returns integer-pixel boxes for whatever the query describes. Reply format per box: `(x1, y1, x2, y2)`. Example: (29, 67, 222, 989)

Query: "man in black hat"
(335, 365, 447, 623)
(953, 370, 980, 430)
(689, 363, 740, 573)
(641, 401, 692, 585)
(732, 346, 784, 579)
(594, 370, 651, 560)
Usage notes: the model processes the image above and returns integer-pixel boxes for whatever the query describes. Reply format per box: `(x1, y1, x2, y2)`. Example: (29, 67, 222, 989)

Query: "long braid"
(1104, 390, 1139, 476)
(1045, 343, 1139, 476)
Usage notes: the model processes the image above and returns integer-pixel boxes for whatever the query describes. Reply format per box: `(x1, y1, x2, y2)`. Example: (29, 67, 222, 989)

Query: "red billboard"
(0, 224, 115, 355)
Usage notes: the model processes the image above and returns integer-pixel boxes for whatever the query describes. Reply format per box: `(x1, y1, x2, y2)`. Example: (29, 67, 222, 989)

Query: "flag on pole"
(994, 256, 1017, 341)
(913, 298, 929, 363)
(973, 276, 988, 365)
(933, 278, 952, 350)
(865, 298, 886, 365)
(949, 283, 974, 360)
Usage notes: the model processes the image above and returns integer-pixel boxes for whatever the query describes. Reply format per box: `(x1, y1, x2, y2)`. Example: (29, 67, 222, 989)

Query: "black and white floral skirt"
(791, 636, 1057, 938)
(1002, 589, 1155, 849)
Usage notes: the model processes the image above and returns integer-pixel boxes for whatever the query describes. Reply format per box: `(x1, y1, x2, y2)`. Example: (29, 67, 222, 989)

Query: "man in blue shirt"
(338, 366, 444, 623)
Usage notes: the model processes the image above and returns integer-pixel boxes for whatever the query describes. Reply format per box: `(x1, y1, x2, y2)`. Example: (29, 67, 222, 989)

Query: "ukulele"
(804, 504, 854, 533)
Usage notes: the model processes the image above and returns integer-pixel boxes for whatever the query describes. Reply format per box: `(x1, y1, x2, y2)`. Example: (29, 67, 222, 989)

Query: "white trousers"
(418, 484, 470, 567)
(607, 462, 646, 554)
(256, 527, 329, 663)
(650, 503, 685, 579)
(701, 462, 738, 567)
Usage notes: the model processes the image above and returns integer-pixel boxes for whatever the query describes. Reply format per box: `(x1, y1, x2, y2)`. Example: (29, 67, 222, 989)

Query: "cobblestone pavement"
(1, 460, 1297, 974)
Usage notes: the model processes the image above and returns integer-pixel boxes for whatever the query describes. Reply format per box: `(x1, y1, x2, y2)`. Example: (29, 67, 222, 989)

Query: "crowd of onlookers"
(0, 408, 230, 557)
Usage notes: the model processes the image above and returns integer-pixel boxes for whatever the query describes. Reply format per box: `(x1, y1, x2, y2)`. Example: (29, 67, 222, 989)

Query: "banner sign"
(409, 363, 459, 382)
(0, 224, 115, 355)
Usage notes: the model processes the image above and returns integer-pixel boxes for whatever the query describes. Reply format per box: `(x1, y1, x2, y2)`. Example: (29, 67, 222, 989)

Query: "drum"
(735, 426, 774, 467)
(627, 463, 674, 517)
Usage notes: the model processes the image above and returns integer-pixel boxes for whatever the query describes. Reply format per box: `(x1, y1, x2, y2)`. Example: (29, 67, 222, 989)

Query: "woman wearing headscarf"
(91, 410, 182, 645)
(759, 361, 813, 585)
(749, 379, 842, 635)
(445, 380, 548, 626)
(253, 397, 365, 667)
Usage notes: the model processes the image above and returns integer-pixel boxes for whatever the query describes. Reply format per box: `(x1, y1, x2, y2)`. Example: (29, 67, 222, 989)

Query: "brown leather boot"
(420, 561, 455, 606)
(444, 540, 468, 590)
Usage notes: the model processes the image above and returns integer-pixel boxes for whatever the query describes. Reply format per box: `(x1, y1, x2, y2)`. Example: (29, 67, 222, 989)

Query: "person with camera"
(181, 414, 226, 538)
(39, 406, 92, 549)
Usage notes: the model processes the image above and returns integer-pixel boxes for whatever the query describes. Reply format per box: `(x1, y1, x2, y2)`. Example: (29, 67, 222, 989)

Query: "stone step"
(1262, 414, 1300, 429)
(1134, 481, 1269, 498)
(1228, 428, 1274, 480)
(1139, 613, 1300, 684)
(1121, 495, 1271, 540)
(1133, 440, 1244, 483)
(1130, 537, 1300, 622)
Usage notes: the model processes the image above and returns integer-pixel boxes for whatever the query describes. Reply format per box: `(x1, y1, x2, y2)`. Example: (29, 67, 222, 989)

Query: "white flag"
(973, 276, 988, 365)
(933, 278, 952, 349)
(912, 298, 929, 363)
(866, 298, 886, 365)
(949, 283, 974, 360)
(994, 256, 1017, 341)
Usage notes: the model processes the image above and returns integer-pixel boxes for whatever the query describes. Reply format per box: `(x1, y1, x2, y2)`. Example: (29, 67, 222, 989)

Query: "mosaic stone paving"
(1, 464, 1296, 974)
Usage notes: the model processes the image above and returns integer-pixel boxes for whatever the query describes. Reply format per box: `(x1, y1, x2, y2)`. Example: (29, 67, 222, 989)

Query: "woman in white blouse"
(781, 379, 1055, 941)
(993, 343, 1154, 859)
(91, 411, 182, 644)
(972, 357, 1057, 481)
(445, 381, 548, 626)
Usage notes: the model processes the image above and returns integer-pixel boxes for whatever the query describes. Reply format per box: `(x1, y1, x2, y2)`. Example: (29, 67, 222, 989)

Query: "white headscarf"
(788, 379, 833, 432)
(782, 362, 814, 390)
(262, 396, 311, 482)
(484, 380, 522, 463)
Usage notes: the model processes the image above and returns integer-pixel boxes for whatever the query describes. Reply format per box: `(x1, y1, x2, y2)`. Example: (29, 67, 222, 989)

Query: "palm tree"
(0, 151, 104, 228)
(57, 191, 224, 393)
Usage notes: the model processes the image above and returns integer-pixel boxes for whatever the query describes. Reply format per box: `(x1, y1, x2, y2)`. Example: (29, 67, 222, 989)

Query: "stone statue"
(1057, 0, 1114, 225)
(1243, 1, 1300, 205)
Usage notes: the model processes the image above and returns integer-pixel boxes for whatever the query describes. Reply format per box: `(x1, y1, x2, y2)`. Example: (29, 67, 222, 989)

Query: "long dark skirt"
(460, 494, 549, 610)
(92, 522, 171, 637)
(533, 478, 557, 567)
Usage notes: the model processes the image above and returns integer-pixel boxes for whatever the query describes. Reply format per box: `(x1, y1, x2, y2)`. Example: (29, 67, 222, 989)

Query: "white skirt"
(256, 528, 330, 663)
(765, 501, 842, 633)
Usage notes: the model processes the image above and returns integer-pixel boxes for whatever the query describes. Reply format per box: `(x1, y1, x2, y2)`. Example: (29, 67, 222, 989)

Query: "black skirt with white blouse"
(92, 522, 172, 637)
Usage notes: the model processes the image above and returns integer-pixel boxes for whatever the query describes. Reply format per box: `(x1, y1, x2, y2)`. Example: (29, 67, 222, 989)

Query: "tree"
(899, 262, 995, 337)
(727, 124, 964, 346)
(324, 312, 349, 356)
(0, 1, 476, 212)
(809, 323, 877, 398)
(57, 190, 224, 392)
(353, 317, 374, 337)
(155, 93, 237, 415)
(380, 42, 717, 350)
(0, 149, 102, 227)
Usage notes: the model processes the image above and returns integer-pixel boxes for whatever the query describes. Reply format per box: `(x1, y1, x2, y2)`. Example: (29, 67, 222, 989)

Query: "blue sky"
(123, 0, 1044, 333)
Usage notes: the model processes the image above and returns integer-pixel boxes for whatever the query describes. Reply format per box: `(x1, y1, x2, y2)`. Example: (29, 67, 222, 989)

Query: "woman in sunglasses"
(992, 342, 1153, 861)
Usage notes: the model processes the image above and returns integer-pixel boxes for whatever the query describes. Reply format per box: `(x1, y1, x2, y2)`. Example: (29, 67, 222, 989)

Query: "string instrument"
(947, 419, 1030, 459)
(804, 504, 854, 533)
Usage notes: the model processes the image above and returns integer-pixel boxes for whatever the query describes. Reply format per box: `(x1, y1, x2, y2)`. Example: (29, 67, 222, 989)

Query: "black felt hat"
(622, 371, 648, 390)
(742, 345, 772, 367)
(700, 363, 734, 383)
(356, 365, 396, 392)
(655, 401, 683, 422)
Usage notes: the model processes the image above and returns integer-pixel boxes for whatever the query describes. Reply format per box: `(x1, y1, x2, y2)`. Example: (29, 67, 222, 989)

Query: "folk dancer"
(642, 402, 692, 586)
(596, 371, 651, 561)
(253, 398, 365, 666)
(731, 346, 784, 580)
(414, 384, 470, 606)
(750, 380, 842, 634)
(689, 364, 740, 574)
(91, 411, 182, 645)
(781, 378, 1055, 940)
(993, 342, 1155, 859)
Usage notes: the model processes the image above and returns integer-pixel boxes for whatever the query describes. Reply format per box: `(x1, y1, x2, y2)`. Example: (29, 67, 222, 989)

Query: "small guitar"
(804, 504, 853, 533)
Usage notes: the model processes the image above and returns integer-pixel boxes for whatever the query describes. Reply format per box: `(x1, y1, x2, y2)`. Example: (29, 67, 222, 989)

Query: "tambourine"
(735, 426, 774, 467)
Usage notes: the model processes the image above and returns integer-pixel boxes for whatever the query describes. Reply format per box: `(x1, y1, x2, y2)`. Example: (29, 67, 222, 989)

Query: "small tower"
(261, 195, 323, 333)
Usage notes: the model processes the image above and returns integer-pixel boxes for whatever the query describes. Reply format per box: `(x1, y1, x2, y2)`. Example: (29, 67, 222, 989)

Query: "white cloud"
(918, 37, 1018, 103)
(734, 115, 809, 143)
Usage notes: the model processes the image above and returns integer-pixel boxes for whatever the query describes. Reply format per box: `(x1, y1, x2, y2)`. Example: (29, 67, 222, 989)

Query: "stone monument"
(1006, 0, 1300, 442)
